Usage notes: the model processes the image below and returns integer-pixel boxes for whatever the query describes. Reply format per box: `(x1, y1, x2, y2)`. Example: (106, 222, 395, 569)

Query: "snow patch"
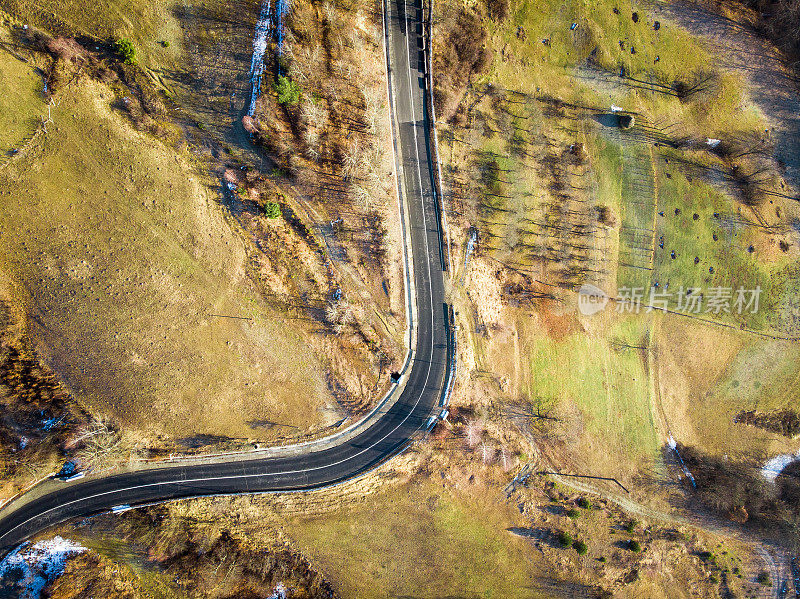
(0, 537, 87, 599)
(269, 583, 287, 599)
(40, 417, 62, 431)
(248, 0, 272, 116)
(762, 450, 800, 482)
(275, 0, 289, 66)
(668, 436, 696, 488)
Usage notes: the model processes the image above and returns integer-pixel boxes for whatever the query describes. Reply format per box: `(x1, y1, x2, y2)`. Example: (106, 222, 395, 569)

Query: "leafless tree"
(464, 418, 484, 448)
(480, 441, 496, 465)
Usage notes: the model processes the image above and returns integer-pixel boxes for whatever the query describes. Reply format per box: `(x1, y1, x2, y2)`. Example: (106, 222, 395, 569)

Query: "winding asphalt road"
(0, 0, 448, 555)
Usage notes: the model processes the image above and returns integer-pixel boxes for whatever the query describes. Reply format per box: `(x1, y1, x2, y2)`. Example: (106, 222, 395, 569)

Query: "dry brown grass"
(0, 27, 46, 155)
(0, 78, 342, 440)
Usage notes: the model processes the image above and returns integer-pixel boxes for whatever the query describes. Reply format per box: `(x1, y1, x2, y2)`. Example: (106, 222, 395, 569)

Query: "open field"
(521, 314, 659, 470)
(1, 0, 184, 70)
(439, 0, 800, 495)
(658, 316, 800, 459)
(0, 73, 340, 440)
(0, 30, 44, 155)
(288, 480, 544, 599)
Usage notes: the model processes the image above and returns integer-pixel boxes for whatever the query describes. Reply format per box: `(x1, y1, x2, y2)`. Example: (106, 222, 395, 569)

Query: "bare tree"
(480, 441, 496, 465)
(465, 418, 484, 448)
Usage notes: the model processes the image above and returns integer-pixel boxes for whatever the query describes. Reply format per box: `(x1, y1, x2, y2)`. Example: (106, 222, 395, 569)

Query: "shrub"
(677, 443, 777, 523)
(486, 0, 509, 21)
(276, 75, 301, 106)
(566, 508, 580, 519)
(557, 531, 573, 548)
(572, 540, 588, 555)
(757, 571, 770, 585)
(577, 497, 591, 509)
(263, 201, 281, 219)
(113, 38, 137, 64)
(628, 539, 641, 552)
(624, 519, 637, 533)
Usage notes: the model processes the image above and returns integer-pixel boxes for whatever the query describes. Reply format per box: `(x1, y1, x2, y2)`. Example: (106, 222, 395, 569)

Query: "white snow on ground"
(762, 450, 800, 482)
(0, 537, 87, 599)
(248, 0, 272, 116)
(268, 583, 287, 599)
(668, 436, 697, 488)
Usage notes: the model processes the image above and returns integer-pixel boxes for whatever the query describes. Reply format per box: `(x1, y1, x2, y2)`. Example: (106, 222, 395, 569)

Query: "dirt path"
(650, 0, 800, 196)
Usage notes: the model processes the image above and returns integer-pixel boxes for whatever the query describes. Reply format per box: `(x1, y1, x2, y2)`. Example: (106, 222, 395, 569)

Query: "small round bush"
(566, 508, 580, 519)
(275, 75, 301, 106)
(573, 540, 588, 555)
(757, 571, 770, 585)
(113, 38, 137, 64)
(577, 497, 591, 509)
(624, 519, 637, 533)
(628, 539, 641, 552)
(263, 201, 281, 219)
(557, 531, 573, 548)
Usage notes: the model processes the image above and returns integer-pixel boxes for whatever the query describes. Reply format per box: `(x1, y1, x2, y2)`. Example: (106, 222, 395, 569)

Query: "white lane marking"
(0, 0, 442, 546)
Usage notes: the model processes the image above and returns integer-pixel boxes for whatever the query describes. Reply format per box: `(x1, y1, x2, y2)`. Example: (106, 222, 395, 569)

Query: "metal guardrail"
(423, 0, 452, 275)
(0, 472, 56, 512)
(421, 0, 457, 417)
(439, 304, 456, 409)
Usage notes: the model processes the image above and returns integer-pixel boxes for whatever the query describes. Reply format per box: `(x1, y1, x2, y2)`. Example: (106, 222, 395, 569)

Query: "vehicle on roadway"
(0, 0, 450, 557)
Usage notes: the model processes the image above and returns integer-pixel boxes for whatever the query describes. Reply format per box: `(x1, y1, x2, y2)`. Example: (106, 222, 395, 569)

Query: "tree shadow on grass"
(177, 434, 233, 449)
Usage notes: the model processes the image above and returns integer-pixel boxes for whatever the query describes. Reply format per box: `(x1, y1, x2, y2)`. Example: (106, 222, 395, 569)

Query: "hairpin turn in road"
(0, 0, 449, 555)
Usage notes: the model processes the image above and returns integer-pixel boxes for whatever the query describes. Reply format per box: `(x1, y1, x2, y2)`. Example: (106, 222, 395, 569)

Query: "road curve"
(0, 0, 448, 555)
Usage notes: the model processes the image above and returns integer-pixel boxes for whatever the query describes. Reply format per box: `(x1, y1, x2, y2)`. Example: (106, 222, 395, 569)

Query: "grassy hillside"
(0, 31, 45, 154)
(439, 0, 800, 491)
(1, 0, 185, 70)
(290, 483, 543, 598)
(0, 74, 339, 440)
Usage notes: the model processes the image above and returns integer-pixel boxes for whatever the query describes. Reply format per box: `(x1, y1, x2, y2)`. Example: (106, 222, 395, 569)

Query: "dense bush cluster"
(735, 408, 800, 437)
(433, 6, 491, 118)
(113, 38, 136, 64)
(276, 74, 301, 106)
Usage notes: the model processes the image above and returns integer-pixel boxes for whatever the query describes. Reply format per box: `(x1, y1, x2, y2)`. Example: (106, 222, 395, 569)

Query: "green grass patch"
(0, 42, 45, 154)
(289, 482, 549, 599)
(651, 168, 777, 330)
(520, 316, 660, 463)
